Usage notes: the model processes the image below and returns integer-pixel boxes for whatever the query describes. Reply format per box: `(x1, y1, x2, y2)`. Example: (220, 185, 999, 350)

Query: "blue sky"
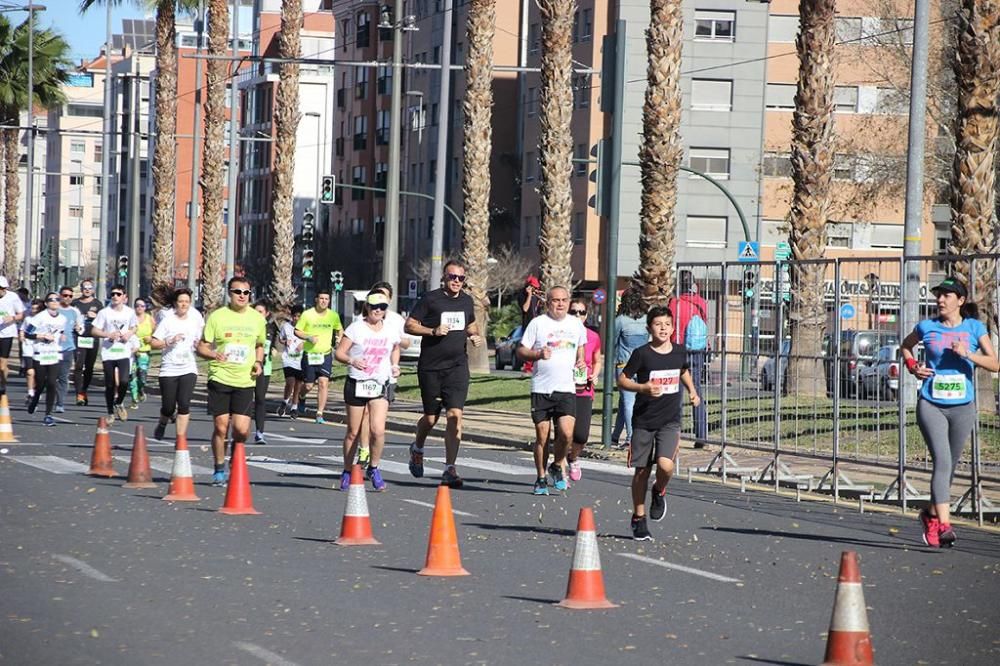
(37, 0, 151, 63)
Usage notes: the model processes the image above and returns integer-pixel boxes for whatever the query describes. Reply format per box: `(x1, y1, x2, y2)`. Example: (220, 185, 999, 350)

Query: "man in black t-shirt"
(71, 279, 104, 405)
(618, 306, 700, 541)
(404, 260, 484, 488)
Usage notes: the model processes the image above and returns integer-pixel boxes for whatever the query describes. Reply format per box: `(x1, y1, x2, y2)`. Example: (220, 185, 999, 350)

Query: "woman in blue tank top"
(900, 277, 998, 549)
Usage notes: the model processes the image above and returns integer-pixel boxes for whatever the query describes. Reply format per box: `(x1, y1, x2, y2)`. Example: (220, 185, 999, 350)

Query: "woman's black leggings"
(159, 373, 197, 418)
(255, 374, 270, 433)
(102, 359, 131, 413)
(30, 363, 60, 415)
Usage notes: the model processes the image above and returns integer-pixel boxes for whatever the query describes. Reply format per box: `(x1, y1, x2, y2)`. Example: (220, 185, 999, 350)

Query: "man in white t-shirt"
(91, 286, 138, 423)
(517, 286, 587, 496)
(0, 276, 26, 395)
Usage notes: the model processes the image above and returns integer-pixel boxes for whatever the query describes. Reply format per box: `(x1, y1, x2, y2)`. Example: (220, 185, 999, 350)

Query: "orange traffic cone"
(163, 434, 200, 502)
(123, 425, 156, 489)
(417, 485, 469, 576)
(0, 394, 15, 442)
(557, 507, 617, 609)
(88, 417, 115, 477)
(336, 464, 380, 545)
(219, 442, 260, 515)
(822, 551, 875, 665)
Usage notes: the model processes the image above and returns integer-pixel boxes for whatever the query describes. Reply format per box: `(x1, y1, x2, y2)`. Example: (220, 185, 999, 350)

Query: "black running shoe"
(649, 485, 667, 522)
(631, 515, 653, 541)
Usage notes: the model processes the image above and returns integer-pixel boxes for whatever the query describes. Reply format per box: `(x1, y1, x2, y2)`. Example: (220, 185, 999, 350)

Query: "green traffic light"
(303, 269, 313, 279)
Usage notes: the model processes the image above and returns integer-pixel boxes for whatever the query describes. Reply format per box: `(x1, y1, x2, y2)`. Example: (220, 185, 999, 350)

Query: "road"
(1, 383, 999, 665)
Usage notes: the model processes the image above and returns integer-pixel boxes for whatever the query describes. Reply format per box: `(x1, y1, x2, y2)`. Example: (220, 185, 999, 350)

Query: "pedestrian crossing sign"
(737, 241, 759, 262)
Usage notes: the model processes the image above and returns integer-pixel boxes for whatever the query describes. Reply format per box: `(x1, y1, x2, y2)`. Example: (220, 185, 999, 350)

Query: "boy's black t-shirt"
(409, 288, 476, 371)
(622, 342, 690, 430)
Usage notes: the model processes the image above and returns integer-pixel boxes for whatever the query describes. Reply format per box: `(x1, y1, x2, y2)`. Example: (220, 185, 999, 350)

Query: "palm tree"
(461, 0, 495, 374)
(631, 0, 683, 308)
(786, 0, 836, 397)
(267, 0, 302, 314)
(536, 0, 575, 291)
(0, 16, 70, 280)
(199, 0, 229, 312)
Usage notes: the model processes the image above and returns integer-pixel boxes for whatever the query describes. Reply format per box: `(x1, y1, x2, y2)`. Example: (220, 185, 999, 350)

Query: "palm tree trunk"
(149, 1, 179, 295)
(200, 0, 229, 312)
(461, 0, 495, 374)
(787, 0, 836, 397)
(536, 0, 576, 291)
(268, 0, 302, 315)
(3, 127, 19, 281)
(631, 0, 683, 308)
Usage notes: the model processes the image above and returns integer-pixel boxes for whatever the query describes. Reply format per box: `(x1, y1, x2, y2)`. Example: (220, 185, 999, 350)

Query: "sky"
(34, 0, 152, 64)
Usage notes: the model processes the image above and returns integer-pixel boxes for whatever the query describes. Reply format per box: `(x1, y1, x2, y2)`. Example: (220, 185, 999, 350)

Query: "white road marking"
(113, 455, 214, 477)
(426, 456, 534, 476)
(577, 459, 632, 477)
(260, 433, 328, 445)
(616, 552, 742, 583)
(400, 498, 477, 518)
(8, 455, 90, 474)
(51, 554, 118, 582)
(246, 456, 336, 476)
(316, 456, 444, 478)
(232, 642, 302, 666)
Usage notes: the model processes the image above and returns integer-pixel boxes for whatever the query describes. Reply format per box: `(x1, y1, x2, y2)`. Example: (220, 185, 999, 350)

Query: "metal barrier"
(673, 254, 999, 524)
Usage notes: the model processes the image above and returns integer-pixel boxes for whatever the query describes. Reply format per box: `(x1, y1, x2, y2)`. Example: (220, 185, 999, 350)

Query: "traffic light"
(587, 139, 612, 218)
(320, 176, 335, 204)
(302, 250, 315, 280)
(331, 270, 344, 292)
(302, 210, 315, 244)
(743, 270, 756, 300)
(34, 262, 46, 284)
(117, 255, 129, 279)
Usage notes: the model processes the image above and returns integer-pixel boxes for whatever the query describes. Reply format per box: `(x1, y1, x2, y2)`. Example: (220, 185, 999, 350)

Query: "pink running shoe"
(568, 460, 582, 482)
(920, 508, 940, 548)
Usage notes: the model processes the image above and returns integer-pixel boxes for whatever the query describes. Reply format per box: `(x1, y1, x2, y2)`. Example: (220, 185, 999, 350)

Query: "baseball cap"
(931, 277, 967, 299)
(526, 275, 540, 288)
(0, 277, 9, 289)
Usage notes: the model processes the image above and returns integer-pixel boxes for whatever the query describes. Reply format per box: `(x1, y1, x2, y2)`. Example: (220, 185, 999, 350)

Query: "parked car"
(826, 330, 900, 397)
(859, 343, 924, 401)
(760, 339, 790, 392)
(494, 326, 524, 371)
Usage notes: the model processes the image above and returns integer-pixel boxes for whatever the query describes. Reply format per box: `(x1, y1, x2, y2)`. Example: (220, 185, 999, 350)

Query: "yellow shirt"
(136, 313, 154, 353)
(202, 306, 267, 388)
(297, 307, 343, 355)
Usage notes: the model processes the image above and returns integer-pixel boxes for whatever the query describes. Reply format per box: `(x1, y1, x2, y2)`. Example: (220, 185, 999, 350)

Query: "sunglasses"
(230, 289, 252, 296)
(46, 297, 59, 303)
(445, 274, 466, 283)
(369, 303, 389, 311)
(60, 293, 73, 298)
(82, 286, 93, 290)
(110, 291, 124, 297)
(569, 309, 587, 315)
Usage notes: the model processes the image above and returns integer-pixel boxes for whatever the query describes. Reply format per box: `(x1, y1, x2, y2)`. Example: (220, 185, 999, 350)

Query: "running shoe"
(253, 432, 267, 446)
(211, 470, 228, 487)
(919, 507, 940, 548)
(339, 469, 351, 491)
(297, 399, 306, 413)
(315, 416, 326, 425)
(276, 401, 288, 418)
(547, 462, 567, 492)
(43, 415, 56, 427)
(368, 466, 386, 491)
(115, 403, 128, 421)
(938, 523, 957, 548)
(358, 446, 371, 465)
(54, 405, 65, 414)
(154, 422, 167, 441)
(532, 477, 549, 495)
(649, 485, 667, 522)
(408, 444, 424, 478)
(129, 400, 139, 410)
(26, 399, 37, 415)
(631, 515, 653, 541)
(138, 392, 147, 403)
(105, 412, 115, 425)
(568, 459, 582, 482)
(288, 407, 298, 419)
(24, 393, 32, 408)
(76, 393, 87, 406)
(441, 466, 464, 489)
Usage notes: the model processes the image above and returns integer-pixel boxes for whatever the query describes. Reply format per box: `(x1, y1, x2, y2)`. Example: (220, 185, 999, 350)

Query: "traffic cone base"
(123, 425, 156, 488)
(821, 550, 874, 666)
(219, 442, 260, 515)
(336, 464, 379, 545)
(88, 417, 115, 477)
(417, 485, 469, 576)
(163, 435, 200, 502)
(0, 394, 16, 442)
(557, 507, 617, 610)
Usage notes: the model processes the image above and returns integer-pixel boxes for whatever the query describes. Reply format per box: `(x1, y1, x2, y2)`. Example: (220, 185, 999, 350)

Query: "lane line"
(616, 553, 742, 583)
(426, 456, 534, 477)
(8, 455, 90, 475)
(113, 455, 214, 477)
(576, 459, 632, 477)
(246, 456, 336, 476)
(232, 642, 302, 666)
(260, 433, 328, 445)
(51, 554, 118, 582)
(316, 456, 443, 478)
(400, 498, 477, 518)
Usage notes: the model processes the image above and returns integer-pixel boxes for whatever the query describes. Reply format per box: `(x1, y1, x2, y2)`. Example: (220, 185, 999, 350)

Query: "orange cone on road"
(88, 417, 115, 477)
(417, 485, 469, 576)
(123, 425, 156, 489)
(557, 507, 617, 609)
(219, 442, 260, 515)
(0, 394, 16, 442)
(822, 550, 874, 665)
(336, 464, 380, 545)
(163, 435, 200, 502)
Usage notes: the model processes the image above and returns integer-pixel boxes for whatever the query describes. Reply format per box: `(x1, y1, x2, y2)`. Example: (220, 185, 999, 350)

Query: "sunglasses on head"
(230, 289, 252, 296)
(445, 274, 466, 283)
(569, 309, 587, 315)
(369, 303, 389, 311)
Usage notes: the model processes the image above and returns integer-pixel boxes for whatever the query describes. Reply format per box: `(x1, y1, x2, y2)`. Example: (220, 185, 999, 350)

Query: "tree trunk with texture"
(149, 2, 179, 297)
(3, 128, 19, 281)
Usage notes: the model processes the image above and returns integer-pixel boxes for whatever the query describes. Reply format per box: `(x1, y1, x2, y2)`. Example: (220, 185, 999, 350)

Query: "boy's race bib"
(649, 369, 681, 396)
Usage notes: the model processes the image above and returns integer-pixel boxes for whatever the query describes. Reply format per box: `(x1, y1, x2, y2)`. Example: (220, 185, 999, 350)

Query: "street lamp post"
(23, 2, 46, 287)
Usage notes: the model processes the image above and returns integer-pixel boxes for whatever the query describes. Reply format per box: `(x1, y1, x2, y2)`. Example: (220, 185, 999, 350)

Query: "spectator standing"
(668, 270, 710, 447)
(610, 287, 649, 449)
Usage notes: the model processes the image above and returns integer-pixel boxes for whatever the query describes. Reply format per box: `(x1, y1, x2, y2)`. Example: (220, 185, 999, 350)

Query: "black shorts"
(301, 351, 333, 383)
(283, 365, 303, 382)
(22, 356, 34, 372)
(343, 377, 389, 407)
(207, 380, 255, 418)
(417, 365, 469, 415)
(531, 391, 577, 424)
(628, 424, 681, 469)
(573, 395, 593, 445)
(0, 338, 13, 358)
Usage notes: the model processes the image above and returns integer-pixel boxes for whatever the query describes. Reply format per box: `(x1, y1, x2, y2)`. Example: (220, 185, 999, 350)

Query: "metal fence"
(673, 254, 999, 523)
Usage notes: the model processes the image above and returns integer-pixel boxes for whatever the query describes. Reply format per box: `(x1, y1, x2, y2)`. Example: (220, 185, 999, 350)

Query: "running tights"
(30, 363, 60, 416)
(159, 373, 197, 417)
(916, 398, 976, 504)
(255, 375, 270, 433)
(102, 359, 131, 413)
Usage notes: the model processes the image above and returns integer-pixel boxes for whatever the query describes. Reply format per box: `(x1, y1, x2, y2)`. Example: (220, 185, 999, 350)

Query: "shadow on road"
(501, 594, 561, 605)
(466, 522, 575, 537)
(737, 656, 811, 666)
(707, 526, 915, 552)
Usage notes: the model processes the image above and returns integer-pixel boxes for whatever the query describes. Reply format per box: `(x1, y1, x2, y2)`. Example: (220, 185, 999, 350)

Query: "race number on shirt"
(573, 365, 588, 385)
(77, 337, 95, 349)
(37, 351, 60, 366)
(649, 369, 681, 396)
(931, 373, 967, 401)
(441, 311, 466, 331)
(355, 379, 382, 398)
(109, 342, 127, 355)
(307, 352, 325, 366)
(225, 343, 251, 364)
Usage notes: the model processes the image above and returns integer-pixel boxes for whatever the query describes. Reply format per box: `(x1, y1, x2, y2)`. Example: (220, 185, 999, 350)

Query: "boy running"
(617, 306, 700, 541)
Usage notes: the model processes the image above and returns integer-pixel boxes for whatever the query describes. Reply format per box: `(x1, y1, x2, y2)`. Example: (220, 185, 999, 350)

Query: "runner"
(293, 290, 343, 424)
(56, 286, 81, 413)
(567, 296, 602, 484)
(19, 299, 43, 408)
(196, 277, 267, 486)
(24, 292, 67, 426)
(517, 286, 587, 495)
(334, 290, 401, 491)
(150, 288, 202, 441)
(617, 306, 700, 541)
(404, 260, 483, 488)
(91, 286, 137, 424)
(252, 300, 279, 445)
(72, 279, 103, 405)
(276, 305, 304, 418)
(0, 276, 26, 396)
(129, 297, 154, 409)
(901, 277, 999, 548)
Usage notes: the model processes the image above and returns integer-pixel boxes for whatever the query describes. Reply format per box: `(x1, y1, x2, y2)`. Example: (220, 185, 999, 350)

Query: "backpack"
(685, 313, 708, 351)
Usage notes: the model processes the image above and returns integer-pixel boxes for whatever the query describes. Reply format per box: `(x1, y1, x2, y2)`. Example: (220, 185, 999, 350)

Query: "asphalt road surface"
(1, 381, 999, 665)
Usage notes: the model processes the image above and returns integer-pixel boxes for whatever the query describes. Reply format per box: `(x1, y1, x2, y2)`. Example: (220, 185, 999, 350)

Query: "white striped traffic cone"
(0, 394, 16, 442)
(336, 464, 380, 545)
(822, 550, 874, 665)
(163, 435, 200, 501)
(557, 507, 618, 609)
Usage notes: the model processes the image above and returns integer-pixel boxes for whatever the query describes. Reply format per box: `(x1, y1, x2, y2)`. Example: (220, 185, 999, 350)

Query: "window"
(835, 17, 863, 43)
(686, 216, 728, 248)
(875, 87, 906, 114)
(762, 152, 792, 177)
(574, 143, 587, 177)
(374, 163, 388, 193)
(765, 83, 796, 110)
(94, 177, 102, 196)
(689, 147, 731, 179)
(691, 79, 732, 111)
(527, 87, 537, 116)
(826, 222, 852, 248)
(433, 46, 440, 64)
(834, 85, 858, 112)
(431, 102, 439, 126)
(354, 115, 368, 150)
(429, 159, 437, 183)
(768, 15, 799, 43)
(529, 22, 539, 53)
(377, 66, 392, 95)
(870, 224, 903, 249)
(572, 10, 580, 43)
(71, 141, 86, 153)
(68, 205, 83, 218)
(352, 166, 367, 200)
(376, 110, 390, 144)
(573, 74, 591, 109)
(355, 67, 369, 98)
(67, 104, 103, 118)
(70, 174, 84, 186)
(695, 10, 736, 42)
(357, 12, 370, 48)
(573, 212, 585, 244)
(93, 144, 103, 163)
(864, 18, 914, 46)
(581, 9, 592, 41)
